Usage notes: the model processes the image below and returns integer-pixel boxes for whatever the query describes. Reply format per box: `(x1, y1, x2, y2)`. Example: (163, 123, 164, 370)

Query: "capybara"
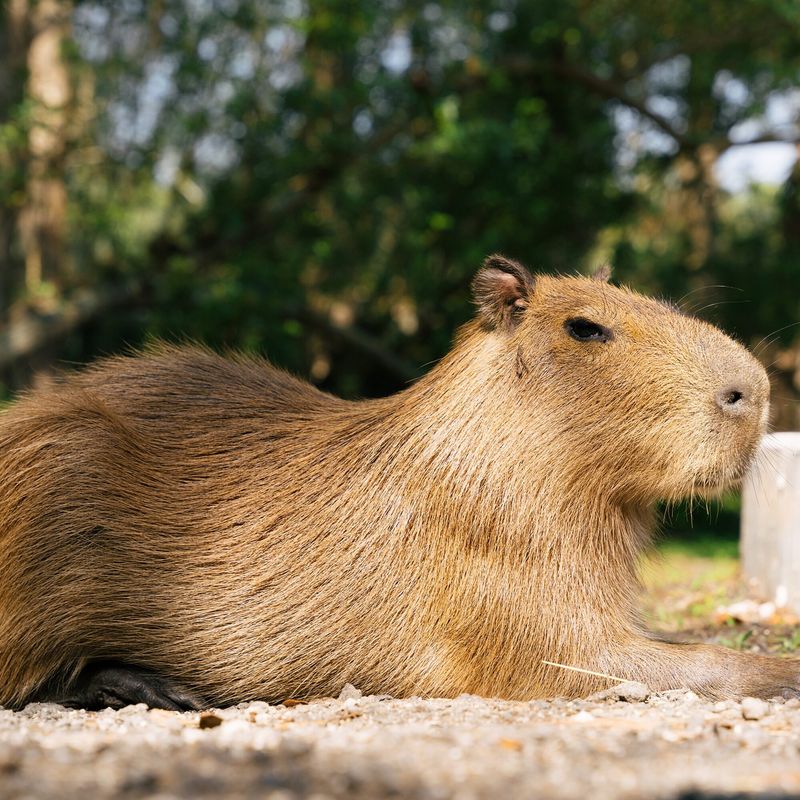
(0, 256, 793, 709)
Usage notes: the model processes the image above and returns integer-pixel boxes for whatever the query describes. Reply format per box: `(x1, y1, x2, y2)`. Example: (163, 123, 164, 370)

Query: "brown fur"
(0, 257, 796, 707)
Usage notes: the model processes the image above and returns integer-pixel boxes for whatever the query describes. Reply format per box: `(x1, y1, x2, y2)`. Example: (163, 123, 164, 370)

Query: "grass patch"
(779, 629, 800, 653)
(715, 628, 753, 651)
(641, 499, 742, 632)
(640, 490, 743, 630)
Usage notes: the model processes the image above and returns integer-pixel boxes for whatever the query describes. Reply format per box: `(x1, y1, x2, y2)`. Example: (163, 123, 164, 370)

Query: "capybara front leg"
(612, 638, 800, 700)
(55, 661, 206, 711)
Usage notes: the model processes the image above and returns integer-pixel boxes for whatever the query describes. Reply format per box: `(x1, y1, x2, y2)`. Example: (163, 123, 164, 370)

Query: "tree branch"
(549, 61, 689, 149)
(718, 132, 799, 152)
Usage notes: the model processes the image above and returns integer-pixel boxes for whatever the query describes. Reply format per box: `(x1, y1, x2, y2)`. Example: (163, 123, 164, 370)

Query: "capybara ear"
(472, 255, 535, 330)
(592, 264, 612, 282)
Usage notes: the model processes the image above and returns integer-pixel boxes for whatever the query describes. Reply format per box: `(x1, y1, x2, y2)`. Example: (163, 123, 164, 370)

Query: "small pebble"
(588, 681, 650, 702)
(338, 684, 363, 701)
(198, 712, 224, 729)
(18, 703, 68, 718)
(741, 697, 769, 721)
(659, 689, 700, 704)
(615, 682, 651, 702)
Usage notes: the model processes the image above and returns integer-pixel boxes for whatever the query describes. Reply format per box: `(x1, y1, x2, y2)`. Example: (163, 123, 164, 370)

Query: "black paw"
(58, 662, 205, 711)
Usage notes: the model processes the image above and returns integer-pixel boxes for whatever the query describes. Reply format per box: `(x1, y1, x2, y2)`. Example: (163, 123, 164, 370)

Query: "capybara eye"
(565, 318, 612, 343)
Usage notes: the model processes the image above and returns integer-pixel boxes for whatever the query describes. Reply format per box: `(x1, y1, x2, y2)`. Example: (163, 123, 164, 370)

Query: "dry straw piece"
(541, 660, 627, 684)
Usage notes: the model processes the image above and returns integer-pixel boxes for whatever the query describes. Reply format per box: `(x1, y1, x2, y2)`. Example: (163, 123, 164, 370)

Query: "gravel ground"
(3, 682, 800, 800)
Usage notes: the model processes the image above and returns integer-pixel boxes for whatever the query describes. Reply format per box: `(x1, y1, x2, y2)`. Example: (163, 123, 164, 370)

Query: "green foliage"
(659, 492, 741, 544)
(780, 629, 800, 652)
(716, 628, 754, 651)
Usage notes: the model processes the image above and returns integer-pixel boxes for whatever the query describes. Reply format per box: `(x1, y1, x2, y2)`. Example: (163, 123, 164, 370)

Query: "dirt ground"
(3, 547, 800, 800)
(3, 685, 800, 800)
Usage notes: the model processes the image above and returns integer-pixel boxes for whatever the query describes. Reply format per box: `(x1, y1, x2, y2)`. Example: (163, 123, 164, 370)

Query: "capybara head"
(471, 256, 769, 503)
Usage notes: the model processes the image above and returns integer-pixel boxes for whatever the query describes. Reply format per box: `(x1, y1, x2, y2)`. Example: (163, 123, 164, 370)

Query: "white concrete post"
(741, 432, 800, 612)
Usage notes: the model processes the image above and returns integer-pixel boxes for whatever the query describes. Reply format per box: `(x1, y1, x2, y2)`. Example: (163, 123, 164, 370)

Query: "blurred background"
(1, 2, 799, 543)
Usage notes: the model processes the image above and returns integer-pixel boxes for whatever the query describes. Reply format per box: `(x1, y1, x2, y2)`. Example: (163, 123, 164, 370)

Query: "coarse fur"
(0, 257, 796, 708)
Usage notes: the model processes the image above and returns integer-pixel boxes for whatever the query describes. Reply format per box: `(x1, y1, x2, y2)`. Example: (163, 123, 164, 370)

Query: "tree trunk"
(17, 0, 72, 298)
(0, 0, 31, 326)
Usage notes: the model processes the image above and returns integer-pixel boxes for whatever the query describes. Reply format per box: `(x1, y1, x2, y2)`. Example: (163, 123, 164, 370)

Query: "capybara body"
(1, 257, 796, 708)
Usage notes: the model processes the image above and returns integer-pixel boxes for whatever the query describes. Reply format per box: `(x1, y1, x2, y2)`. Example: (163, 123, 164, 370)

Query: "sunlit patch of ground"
(641, 536, 800, 656)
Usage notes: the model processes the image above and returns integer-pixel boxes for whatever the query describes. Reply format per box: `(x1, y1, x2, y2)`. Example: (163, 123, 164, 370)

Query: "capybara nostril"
(715, 384, 748, 415)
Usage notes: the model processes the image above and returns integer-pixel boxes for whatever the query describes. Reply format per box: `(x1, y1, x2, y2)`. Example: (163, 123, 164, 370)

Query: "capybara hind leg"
(53, 662, 206, 711)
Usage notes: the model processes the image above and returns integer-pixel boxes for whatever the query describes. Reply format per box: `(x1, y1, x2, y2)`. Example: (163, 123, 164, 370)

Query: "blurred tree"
(0, 0, 30, 326)
(19, 0, 72, 295)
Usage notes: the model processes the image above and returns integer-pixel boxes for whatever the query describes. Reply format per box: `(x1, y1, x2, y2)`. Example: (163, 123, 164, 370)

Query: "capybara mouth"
(697, 428, 764, 492)
(692, 474, 733, 495)
(692, 455, 753, 495)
